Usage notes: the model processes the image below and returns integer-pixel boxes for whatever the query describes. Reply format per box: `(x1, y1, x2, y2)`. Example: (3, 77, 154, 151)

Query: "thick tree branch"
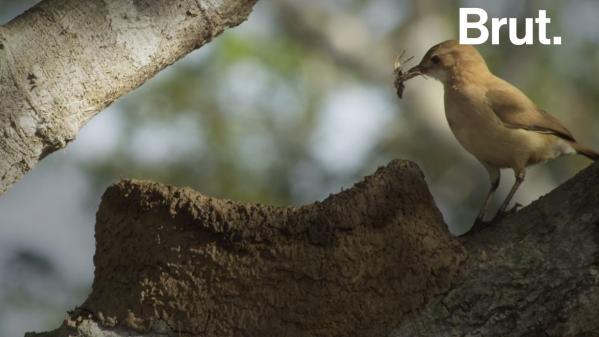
(0, 0, 257, 196)
(392, 161, 599, 337)
(26, 161, 599, 337)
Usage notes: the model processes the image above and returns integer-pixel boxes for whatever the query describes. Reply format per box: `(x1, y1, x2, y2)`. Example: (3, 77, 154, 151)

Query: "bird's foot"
(473, 217, 489, 228)
(492, 211, 507, 223)
(508, 202, 523, 214)
(492, 203, 523, 222)
(459, 217, 490, 237)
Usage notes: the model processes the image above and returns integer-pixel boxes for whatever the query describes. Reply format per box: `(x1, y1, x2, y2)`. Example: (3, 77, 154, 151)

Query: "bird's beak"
(407, 64, 425, 76)
(397, 64, 425, 82)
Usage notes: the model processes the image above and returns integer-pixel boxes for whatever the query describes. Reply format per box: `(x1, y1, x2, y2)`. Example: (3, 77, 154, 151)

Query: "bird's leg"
(474, 167, 500, 227)
(494, 169, 526, 221)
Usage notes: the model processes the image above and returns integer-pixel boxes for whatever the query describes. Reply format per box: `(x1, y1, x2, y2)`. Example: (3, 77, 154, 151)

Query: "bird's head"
(407, 40, 489, 83)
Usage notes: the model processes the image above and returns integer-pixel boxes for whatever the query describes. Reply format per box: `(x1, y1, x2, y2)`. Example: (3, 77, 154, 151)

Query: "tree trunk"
(25, 160, 599, 337)
(0, 0, 257, 196)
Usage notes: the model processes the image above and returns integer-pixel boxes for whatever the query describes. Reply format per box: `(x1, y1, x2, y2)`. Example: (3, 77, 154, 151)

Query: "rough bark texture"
(26, 160, 599, 337)
(392, 161, 599, 337)
(0, 0, 257, 196)
(26, 160, 467, 337)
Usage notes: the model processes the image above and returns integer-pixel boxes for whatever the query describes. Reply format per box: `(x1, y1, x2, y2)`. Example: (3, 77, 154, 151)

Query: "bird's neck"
(445, 64, 492, 91)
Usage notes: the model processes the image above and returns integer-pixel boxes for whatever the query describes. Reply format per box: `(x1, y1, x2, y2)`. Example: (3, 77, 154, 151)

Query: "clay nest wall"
(71, 160, 465, 337)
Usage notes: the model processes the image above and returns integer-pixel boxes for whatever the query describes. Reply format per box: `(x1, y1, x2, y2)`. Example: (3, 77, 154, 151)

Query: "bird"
(403, 40, 598, 229)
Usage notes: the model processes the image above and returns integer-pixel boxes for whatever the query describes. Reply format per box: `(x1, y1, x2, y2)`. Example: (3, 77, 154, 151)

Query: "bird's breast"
(444, 90, 501, 146)
(443, 91, 544, 169)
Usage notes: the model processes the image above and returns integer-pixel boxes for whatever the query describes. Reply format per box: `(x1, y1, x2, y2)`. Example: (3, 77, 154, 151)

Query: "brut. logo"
(459, 8, 562, 45)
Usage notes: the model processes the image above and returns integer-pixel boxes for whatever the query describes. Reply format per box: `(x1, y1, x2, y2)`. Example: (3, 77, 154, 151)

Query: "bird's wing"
(486, 87, 575, 142)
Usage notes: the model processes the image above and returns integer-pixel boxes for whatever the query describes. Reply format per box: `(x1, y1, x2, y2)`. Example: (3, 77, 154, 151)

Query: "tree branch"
(392, 161, 599, 337)
(0, 0, 257, 196)
(26, 160, 599, 336)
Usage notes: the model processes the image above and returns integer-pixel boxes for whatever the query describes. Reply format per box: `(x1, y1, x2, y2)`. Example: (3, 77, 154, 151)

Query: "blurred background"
(1, 0, 598, 335)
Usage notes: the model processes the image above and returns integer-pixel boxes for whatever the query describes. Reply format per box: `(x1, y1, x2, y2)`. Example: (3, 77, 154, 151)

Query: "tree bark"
(0, 0, 257, 196)
(26, 160, 599, 337)
(392, 161, 599, 337)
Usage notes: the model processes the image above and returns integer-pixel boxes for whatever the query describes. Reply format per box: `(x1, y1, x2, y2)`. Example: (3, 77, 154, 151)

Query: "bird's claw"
(492, 211, 507, 223)
(492, 203, 523, 223)
(508, 202, 523, 214)
(473, 217, 489, 228)
(459, 217, 490, 237)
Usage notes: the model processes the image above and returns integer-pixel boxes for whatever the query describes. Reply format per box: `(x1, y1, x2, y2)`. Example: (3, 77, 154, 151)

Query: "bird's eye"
(431, 55, 441, 64)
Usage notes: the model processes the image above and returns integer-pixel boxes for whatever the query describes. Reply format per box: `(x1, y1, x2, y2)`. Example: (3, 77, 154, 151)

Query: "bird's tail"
(570, 142, 599, 161)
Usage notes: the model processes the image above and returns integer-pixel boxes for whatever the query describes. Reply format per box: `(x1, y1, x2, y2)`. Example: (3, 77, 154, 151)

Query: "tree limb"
(0, 0, 257, 196)
(26, 160, 599, 337)
(392, 161, 599, 337)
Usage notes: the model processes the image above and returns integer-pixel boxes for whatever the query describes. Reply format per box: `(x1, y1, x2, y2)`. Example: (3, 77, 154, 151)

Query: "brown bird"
(404, 40, 598, 228)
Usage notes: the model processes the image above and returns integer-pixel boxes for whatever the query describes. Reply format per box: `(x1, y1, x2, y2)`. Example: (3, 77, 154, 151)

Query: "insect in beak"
(393, 50, 420, 99)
